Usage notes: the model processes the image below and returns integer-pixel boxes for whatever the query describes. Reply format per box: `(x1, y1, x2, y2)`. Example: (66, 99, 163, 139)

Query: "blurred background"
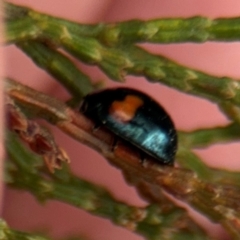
(3, 1, 240, 239)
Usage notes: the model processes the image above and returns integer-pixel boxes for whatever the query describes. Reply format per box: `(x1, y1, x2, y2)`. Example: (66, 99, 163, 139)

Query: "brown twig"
(6, 95, 69, 172)
(5, 78, 240, 238)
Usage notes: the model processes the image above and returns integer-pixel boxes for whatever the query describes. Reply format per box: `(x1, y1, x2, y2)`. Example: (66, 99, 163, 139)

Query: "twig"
(5, 2, 240, 110)
(5, 78, 240, 239)
(17, 40, 93, 101)
(5, 2, 240, 44)
(6, 131, 212, 240)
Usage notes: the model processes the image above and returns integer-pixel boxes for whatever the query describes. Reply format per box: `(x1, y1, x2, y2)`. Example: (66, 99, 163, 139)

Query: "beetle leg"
(139, 152, 147, 165)
(111, 136, 119, 152)
(92, 122, 101, 131)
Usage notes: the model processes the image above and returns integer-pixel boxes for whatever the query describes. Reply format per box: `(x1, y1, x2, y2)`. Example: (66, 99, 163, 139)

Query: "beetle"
(80, 87, 177, 165)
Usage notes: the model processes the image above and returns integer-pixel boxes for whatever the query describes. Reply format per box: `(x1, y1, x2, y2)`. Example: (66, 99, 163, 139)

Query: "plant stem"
(5, 3, 240, 109)
(17, 40, 93, 100)
(6, 132, 212, 240)
(5, 78, 240, 238)
(5, 2, 240, 44)
(0, 219, 51, 240)
(179, 123, 240, 148)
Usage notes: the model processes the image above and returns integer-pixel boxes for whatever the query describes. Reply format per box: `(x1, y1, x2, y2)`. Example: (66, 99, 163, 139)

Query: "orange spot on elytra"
(109, 95, 143, 123)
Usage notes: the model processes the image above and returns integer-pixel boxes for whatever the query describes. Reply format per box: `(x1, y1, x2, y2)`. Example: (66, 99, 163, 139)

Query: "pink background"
(3, 1, 240, 239)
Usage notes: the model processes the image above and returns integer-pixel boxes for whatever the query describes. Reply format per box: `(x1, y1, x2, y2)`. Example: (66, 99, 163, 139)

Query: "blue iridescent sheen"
(80, 88, 177, 165)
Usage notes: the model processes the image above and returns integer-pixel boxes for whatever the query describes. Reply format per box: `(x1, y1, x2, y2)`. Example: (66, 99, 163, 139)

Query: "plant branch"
(5, 3, 240, 111)
(0, 218, 89, 240)
(17, 40, 93, 101)
(179, 123, 240, 148)
(5, 2, 240, 45)
(0, 219, 50, 240)
(4, 3, 240, 239)
(5, 78, 240, 238)
(6, 131, 212, 240)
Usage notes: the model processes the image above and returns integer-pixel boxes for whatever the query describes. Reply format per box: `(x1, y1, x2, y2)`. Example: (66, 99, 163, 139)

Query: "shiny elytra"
(80, 88, 177, 165)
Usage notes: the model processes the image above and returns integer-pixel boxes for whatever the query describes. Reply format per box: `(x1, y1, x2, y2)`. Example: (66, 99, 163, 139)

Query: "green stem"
(0, 219, 51, 240)
(6, 132, 212, 240)
(5, 3, 240, 108)
(17, 40, 93, 100)
(177, 147, 214, 180)
(5, 2, 240, 44)
(124, 46, 240, 106)
(0, 219, 90, 240)
(177, 148, 240, 187)
(179, 123, 240, 148)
